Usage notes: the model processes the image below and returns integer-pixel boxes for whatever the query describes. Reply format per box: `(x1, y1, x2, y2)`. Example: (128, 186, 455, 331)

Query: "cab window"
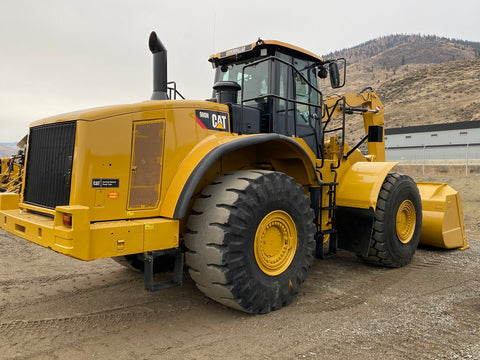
(215, 59, 270, 104)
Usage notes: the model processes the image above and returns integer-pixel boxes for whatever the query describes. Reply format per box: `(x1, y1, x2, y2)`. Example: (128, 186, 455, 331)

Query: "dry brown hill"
(378, 59, 480, 128)
(325, 34, 479, 67)
(325, 35, 480, 142)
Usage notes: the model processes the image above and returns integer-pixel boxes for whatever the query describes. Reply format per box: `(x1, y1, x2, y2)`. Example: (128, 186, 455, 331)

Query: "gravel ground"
(0, 174, 479, 359)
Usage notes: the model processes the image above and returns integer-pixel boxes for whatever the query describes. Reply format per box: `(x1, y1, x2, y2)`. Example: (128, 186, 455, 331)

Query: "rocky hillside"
(324, 34, 480, 142)
(378, 59, 480, 127)
(325, 34, 480, 67)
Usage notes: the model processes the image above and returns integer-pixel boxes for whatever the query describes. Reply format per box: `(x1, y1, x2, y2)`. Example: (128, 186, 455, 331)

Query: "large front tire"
(185, 170, 315, 314)
(363, 172, 422, 268)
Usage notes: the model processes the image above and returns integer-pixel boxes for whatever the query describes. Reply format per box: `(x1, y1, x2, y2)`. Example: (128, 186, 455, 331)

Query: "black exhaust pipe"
(149, 31, 168, 100)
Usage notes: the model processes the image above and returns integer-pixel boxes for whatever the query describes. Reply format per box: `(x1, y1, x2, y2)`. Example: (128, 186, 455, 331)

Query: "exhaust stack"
(149, 31, 168, 100)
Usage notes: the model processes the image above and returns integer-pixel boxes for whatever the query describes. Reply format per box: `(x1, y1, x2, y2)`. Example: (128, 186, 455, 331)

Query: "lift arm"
(323, 90, 386, 161)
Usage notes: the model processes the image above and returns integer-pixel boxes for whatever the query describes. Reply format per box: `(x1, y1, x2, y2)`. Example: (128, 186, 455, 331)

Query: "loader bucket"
(416, 183, 468, 249)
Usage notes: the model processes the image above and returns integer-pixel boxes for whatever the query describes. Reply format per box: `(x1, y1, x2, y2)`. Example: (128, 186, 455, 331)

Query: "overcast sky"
(1, 0, 479, 142)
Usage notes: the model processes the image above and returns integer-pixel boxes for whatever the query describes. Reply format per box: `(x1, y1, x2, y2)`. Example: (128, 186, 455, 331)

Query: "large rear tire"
(363, 172, 422, 268)
(185, 170, 315, 314)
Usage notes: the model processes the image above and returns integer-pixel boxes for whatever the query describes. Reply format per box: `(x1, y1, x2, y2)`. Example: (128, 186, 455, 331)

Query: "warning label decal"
(92, 178, 120, 188)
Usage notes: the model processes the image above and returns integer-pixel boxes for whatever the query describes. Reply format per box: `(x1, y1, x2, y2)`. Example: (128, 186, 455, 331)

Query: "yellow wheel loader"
(0, 33, 467, 314)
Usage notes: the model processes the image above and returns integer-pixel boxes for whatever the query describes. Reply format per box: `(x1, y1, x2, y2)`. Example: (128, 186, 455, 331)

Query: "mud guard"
(335, 161, 398, 256)
(335, 206, 374, 257)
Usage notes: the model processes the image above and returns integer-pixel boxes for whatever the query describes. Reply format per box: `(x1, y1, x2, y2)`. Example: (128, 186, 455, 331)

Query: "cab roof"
(208, 39, 323, 66)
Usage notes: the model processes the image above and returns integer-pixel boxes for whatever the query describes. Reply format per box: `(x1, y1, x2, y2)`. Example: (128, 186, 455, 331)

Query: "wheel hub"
(254, 210, 297, 276)
(396, 200, 416, 244)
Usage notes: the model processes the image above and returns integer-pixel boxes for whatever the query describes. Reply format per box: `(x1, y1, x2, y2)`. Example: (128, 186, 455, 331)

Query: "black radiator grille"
(24, 121, 76, 209)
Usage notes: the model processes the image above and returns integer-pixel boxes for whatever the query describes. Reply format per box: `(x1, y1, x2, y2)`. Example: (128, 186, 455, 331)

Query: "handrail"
(167, 81, 185, 100)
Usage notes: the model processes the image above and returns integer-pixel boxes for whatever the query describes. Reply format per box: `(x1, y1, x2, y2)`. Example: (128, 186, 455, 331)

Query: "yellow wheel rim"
(396, 200, 416, 244)
(254, 210, 297, 276)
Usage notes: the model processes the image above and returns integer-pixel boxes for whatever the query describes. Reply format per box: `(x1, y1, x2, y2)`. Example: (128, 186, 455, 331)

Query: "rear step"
(144, 248, 184, 291)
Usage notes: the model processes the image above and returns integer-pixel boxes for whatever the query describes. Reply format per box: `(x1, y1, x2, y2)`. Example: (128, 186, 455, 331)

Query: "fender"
(160, 133, 318, 219)
(336, 161, 398, 209)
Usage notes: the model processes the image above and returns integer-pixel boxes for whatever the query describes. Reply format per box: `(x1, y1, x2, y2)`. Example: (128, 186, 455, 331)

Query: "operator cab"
(209, 39, 345, 157)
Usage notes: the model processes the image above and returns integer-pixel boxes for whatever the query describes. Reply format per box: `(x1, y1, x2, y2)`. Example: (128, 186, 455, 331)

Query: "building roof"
(385, 120, 480, 135)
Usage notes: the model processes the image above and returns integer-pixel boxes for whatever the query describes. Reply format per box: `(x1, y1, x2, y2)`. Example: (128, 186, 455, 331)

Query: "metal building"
(385, 120, 480, 163)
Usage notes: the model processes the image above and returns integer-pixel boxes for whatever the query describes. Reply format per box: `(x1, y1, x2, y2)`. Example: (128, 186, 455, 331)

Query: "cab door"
(274, 52, 322, 157)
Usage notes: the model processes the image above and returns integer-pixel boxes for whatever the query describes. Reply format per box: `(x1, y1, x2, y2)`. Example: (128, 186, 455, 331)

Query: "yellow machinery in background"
(0, 148, 24, 194)
(0, 33, 467, 314)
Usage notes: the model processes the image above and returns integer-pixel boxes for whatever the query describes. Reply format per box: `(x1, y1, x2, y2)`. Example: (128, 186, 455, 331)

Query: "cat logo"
(212, 113, 227, 130)
(195, 110, 229, 132)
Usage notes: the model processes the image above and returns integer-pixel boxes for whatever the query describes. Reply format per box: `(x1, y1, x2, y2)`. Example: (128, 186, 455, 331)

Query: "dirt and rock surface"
(1, 174, 479, 360)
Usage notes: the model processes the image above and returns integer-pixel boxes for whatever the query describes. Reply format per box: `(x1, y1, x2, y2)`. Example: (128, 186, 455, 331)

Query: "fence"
(386, 143, 480, 176)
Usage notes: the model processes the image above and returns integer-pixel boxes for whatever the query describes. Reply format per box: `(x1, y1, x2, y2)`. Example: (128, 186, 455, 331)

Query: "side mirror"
(328, 58, 346, 89)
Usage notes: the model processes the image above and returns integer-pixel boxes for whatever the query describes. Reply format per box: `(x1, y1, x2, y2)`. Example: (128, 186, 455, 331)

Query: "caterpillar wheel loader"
(0, 32, 467, 314)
